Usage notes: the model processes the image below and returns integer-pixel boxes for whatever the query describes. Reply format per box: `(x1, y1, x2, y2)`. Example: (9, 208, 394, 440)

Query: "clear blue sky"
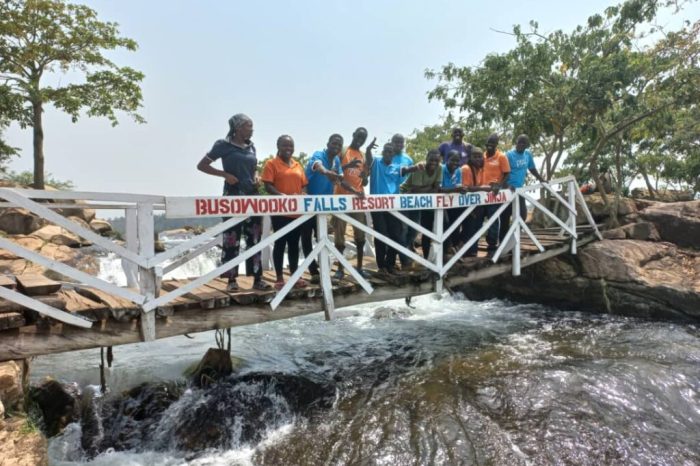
(5, 0, 698, 196)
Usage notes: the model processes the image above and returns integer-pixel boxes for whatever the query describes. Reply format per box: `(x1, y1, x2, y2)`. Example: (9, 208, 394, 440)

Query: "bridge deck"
(0, 226, 597, 361)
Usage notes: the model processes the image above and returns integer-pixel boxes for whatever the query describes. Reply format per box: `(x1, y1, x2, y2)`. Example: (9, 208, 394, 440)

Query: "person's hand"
(354, 189, 365, 198)
(367, 137, 378, 152)
(327, 171, 341, 183)
(416, 162, 426, 171)
(490, 183, 501, 194)
(224, 173, 239, 185)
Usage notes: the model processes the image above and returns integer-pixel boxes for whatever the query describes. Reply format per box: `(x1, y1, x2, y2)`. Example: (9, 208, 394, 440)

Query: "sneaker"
(333, 269, 345, 281)
(310, 274, 321, 285)
(226, 279, 239, 292)
(253, 280, 272, 291)
(355, 268, 371, 279)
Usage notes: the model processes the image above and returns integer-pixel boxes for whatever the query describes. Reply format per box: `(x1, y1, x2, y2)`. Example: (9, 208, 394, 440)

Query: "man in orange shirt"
(460, 147, 495, 257)
(481, 134, 510, 254)
(332, 127, 370, 280)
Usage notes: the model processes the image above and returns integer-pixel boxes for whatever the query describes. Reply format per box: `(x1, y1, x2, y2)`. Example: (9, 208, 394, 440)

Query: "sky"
(4, 0, 699, 196)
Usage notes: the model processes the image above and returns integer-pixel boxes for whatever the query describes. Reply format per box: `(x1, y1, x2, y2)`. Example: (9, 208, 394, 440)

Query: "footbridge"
(0, 176, 601, 361)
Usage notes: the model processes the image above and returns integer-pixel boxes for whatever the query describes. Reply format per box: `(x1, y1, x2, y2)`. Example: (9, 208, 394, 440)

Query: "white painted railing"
(0, 176, 601, 341)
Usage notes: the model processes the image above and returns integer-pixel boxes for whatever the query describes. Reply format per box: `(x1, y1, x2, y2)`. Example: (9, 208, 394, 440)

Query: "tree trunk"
(32, 100, 45, 190)
(639, 165, 656, 199)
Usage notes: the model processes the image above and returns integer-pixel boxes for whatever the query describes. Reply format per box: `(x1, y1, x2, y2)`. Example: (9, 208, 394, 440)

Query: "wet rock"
(0, 208, 47, 235)
(188, 348, 234, 388)
(373, 306, 413, 320)
(30, 379, 80, 437)
(174, 373, 335, 451)
(640, 200, 700, 249)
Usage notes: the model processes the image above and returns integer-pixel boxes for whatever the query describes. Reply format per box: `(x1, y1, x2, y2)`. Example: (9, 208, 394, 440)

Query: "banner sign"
(165, 190, 513, 219)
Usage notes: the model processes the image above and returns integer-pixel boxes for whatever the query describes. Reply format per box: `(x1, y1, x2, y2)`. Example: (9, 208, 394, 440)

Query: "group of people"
(197, 114, 544, 291)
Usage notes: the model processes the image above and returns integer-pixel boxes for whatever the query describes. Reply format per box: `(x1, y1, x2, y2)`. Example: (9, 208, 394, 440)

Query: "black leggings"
(300, 218, 319, 275)
(419, 209, 435, 259)
(271, 216, 302, 278)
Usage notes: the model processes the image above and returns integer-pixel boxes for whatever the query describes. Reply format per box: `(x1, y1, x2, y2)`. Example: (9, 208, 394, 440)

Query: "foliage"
(0, 0, 145, 189)
(423, 0, 700, 220)
(1, 169, 74, 189)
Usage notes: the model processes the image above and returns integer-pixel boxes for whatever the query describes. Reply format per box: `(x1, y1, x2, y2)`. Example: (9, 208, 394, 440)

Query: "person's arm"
(264, 181, 283, 195)
(313, 160, 341, 183)
(197, 155, 239, 186)
(364, 137, 378, 172)
(527, 153, 545, 183)
(400, 162, 424, 178)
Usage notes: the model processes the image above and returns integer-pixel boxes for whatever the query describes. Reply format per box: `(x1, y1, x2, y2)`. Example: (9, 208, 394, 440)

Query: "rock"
(30, 379, 80, 437)
(584, 193, 637, 220)
(640, 200, 700, 249)
(0, 399, 4, 419)
(0, 208, 46, 235)
(602, 228, 626, 240)
(30, 225, 83, 247)
(619, 213, 640, 225)
(459, 239, 700, 321)
(619, 222, 660, 241)
(633, 198, 661, 211)
(89, 219, 112, 235)
(0, 361, 27, 412)
(0, 416, 49, 466)
(56, 202, 96, 224)
(67, 216, 91, 231)
(188, 348, 234, 388)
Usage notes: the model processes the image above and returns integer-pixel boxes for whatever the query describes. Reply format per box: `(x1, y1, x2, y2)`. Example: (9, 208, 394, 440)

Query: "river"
(30, 236, 700, 465)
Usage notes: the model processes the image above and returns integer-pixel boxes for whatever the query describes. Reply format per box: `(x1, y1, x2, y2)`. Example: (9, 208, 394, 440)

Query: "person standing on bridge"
(367, 139, 423, 278)
(460, 147, 493, 257)
(400, 149, 442, 260)
(499, 134, 545, 244)
(482, 133, 511, 255)
(332, 127, 371, 281)
(196, 113, 271, 291)
(391, 133, 415, 270)
(262, 135, 310, 290)
(303, 134, 345, 284)
(441, 150, 465, 255)
(439, 127, 472, 166)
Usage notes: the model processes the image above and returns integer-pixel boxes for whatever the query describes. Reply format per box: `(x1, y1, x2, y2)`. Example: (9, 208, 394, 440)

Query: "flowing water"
(31, 235, 700, 466)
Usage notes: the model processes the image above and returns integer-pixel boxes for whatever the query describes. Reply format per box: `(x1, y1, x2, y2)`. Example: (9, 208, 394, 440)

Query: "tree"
(0, 0, 145, 189)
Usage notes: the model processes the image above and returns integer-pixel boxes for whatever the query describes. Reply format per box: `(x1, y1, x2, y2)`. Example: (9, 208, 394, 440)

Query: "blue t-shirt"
(207, 139, 258, 195)
(370, 156, 403, 194)
(442, 165, 462, 189)
(506, 149, 536, 188)
(392, 152, 413, 183)
(306, 150, 342, 195)
(438, 141, 472, 166)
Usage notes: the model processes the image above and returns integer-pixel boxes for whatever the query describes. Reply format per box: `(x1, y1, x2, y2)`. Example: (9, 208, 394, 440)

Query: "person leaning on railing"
(482, 133, 511, 255)
(400, 149, 442, 261)
(303, 134, 345, 284)
(365, 138, 424, 279)
(441, 150, 465, 256)
(261, 135, 310, 291)
(460, 147, 496, 258)
(331, 127, 371, 281)
(499, 134, 545, 244)
(196, 113, 271, 291)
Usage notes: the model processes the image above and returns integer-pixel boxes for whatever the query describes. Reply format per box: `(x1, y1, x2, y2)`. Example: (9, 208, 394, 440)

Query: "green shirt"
(400, 164, 443, 193)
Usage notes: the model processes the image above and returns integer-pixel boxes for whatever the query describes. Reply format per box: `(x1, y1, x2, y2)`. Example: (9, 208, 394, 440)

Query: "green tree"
(0, 0, 145, 189)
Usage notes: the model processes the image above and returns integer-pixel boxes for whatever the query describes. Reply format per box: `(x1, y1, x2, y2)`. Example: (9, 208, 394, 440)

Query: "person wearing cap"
(196, 113, 271, 291)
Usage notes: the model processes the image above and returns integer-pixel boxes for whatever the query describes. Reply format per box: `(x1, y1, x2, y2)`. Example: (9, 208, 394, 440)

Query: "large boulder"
(89, 219, 112, 235)
(30, 379, 80, 437)
(640, 200, 700, 249)
(30, 225, 83, 247)
(601, 222, 660, 241)
(0, 361, 27, 412)
(0, 417, 49, 466)
(0, 208, 46, 235)
(584, 193, 637, 220)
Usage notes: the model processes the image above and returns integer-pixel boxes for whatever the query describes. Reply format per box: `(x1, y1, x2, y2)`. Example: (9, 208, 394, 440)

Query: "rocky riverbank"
(460, 198, 700, 321)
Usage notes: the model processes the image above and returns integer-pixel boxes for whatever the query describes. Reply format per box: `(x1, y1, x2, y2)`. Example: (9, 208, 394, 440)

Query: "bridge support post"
(435, 209, 444, 292)
(137, 202, 157, 341)
(123, 208, 139, 288)
(568, 180, 577, 254)
(317, 215, 335, 320)
(512, 195, 521, 276)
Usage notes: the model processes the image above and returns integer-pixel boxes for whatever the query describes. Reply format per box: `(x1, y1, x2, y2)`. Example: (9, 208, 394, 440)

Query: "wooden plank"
(16, 275, 61, 296)
(0, 312, 25, 330)
(0, 295, 66, 314)
(0, 286, 89, 328)
(74, 287, 140, 321)
(0, 275, 16, 290)
(56, 289, 111, 321)
(161, 279, 219, 309)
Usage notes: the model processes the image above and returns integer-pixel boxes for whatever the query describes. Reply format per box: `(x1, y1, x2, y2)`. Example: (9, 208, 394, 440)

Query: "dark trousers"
(399, 210, 420, 265)
(371, 212, 401, 270)
(418, 209, 435, 259)
(464, 205, 500, 252)
(445, 207, 466, 249)
(271, 216, 302, 277)
(499, 197, 527, 243)
(221, 216, 263, 280)
(300, 218, 319, 275)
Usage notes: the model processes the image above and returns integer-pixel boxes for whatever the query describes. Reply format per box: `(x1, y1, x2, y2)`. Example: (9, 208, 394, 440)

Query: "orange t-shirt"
(334, 147, 365, 195)
(482, 150, 510, 185)
(261, 156, 307, 195)
(461, 165, 485, 187)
